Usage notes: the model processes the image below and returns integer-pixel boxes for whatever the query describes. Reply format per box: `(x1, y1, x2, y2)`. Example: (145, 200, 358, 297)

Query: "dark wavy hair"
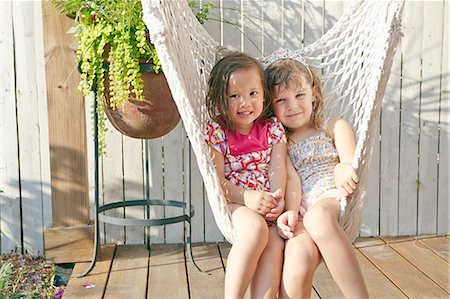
(206, 51, 267, 132)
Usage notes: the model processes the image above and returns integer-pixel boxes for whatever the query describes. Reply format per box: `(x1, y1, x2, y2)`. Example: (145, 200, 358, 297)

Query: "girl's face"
(271, 80, 315, 133)
(227, 67, 264, 134)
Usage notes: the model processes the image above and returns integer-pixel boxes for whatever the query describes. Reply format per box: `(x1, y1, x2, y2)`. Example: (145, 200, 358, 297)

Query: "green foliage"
(49, 0, 213, 155)
(0, 262, 13, 298)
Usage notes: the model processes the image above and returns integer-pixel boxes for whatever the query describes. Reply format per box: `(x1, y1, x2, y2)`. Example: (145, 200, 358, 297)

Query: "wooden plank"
(282, 0, 302, 49)
(104, 244, 149, 299)
(381, 235, 415, 244)
(310, 287, 321, 299)
(102, 124, 125, 244)
(438, 0, 449, 235)
(378, 23, 403, 236)
(147, 138, 164, 244)
(42, 1, 90, 228)
(44, 225, 94, 263)
(262, 0, 282, 55)
(419, 236, 450, 262)
(354, 237, 385, 248)
(183, 141, 201, 243)
(122, 136, 145, 244)
(222, 0, 242, 51)
(397, 0, 423, 235)
(417, 0, 444, 235)
(303, 0, 324, 47)
(163, 123, 185, 243)
(0, 0, 22, 254)
(187, 243, 225, 298)
(186, 140, 205, 243)
(12, 1, 48, 255)
(64, 244, 116, 299)
(390, 240, 449, 292)
(355, 249, 406, 298)
(148, 244, 188, 298)
(363, 110, 381, 237)
(360, 244, 448, 298)
(34, 1, 52, 231)
(242, 0, 263, 56)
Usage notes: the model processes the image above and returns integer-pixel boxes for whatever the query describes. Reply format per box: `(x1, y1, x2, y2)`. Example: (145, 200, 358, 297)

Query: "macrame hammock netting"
(141, 0, 404, 244)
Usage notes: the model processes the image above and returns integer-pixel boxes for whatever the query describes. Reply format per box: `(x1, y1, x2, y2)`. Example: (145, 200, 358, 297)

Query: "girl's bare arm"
(329, 118, 359, 197)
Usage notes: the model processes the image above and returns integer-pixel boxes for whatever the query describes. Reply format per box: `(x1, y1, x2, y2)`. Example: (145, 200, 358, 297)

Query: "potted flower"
(49, 0, 212, 154)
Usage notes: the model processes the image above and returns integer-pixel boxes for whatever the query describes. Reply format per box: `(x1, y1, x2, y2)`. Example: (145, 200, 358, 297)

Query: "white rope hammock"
(142, 0, 404, 243)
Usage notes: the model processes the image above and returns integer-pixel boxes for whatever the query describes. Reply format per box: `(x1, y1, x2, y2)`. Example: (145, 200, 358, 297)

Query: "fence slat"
(148, 138, 164, 243)
(163, 123, 185, 243)
(243, 0, 263, 56)
(397, 1, 423, 236)
(34, 3, 52, 232)
(418, 1, 444, 234)
(438, 0, 449, 234)
(379, 37, 403, 236)
(303, 0, 324, 47)
(283, 0, 303, 50)
(0, 1, 22, 253)
(102, 124, 125, 244)
(262, 0, 282, 55)
(123, 137, 145, 244)
(12, 1, 51, 255)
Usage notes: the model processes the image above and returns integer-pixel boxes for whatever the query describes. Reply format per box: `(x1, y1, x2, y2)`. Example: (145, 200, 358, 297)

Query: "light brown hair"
(264, 59, 324, 130)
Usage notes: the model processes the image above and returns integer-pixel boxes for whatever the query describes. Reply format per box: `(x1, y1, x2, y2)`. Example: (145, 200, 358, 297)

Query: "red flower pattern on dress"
(205, 117, 286, 192)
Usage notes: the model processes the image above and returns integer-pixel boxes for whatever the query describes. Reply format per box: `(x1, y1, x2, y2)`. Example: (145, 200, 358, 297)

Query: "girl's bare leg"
(279, 220, 321, 299)
(225, 204, 270, 298)
(303, 199, 369, 299)
(251, 225, 285, 299)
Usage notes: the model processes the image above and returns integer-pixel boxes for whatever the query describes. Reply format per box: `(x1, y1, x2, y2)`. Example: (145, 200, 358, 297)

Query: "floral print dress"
(205, 117, 286, 193)
(288, 131, 346, 216)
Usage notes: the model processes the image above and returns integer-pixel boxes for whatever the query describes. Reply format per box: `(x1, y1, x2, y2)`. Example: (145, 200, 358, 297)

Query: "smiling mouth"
(238, 111, 253, 115)
(287, 112, 302, 117)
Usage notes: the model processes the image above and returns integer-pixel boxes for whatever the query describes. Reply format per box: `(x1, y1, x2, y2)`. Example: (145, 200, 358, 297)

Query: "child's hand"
(265, 189, 284, 221)
(243, 190, 277, 215)
(276, 210, 298, 239)
(334, 162, 359, 198)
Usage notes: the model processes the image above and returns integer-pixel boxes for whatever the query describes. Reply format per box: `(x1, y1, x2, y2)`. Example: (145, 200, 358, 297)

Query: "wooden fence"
(0, 0, 448, 255)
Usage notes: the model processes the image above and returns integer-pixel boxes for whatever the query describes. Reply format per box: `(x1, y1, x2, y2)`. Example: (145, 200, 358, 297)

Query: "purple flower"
(55, 288, 65, 299)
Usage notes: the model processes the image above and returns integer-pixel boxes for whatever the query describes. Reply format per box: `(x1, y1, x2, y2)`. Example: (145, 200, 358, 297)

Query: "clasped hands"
(243, 189, 284, 222)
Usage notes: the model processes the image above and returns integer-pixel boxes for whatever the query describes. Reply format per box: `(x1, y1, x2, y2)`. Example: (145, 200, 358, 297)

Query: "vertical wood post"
(42, 2, 93, 262)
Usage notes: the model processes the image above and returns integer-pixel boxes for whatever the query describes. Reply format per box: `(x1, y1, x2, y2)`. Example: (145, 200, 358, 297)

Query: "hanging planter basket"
(103, 64, 181, 139)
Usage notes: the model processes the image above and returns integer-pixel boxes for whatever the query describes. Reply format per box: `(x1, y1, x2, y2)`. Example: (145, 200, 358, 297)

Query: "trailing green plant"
(50, 0, 212, 155)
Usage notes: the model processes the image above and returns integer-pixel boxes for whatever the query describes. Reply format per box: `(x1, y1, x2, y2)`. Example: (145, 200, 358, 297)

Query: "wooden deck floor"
(62, 235, 449, 298)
